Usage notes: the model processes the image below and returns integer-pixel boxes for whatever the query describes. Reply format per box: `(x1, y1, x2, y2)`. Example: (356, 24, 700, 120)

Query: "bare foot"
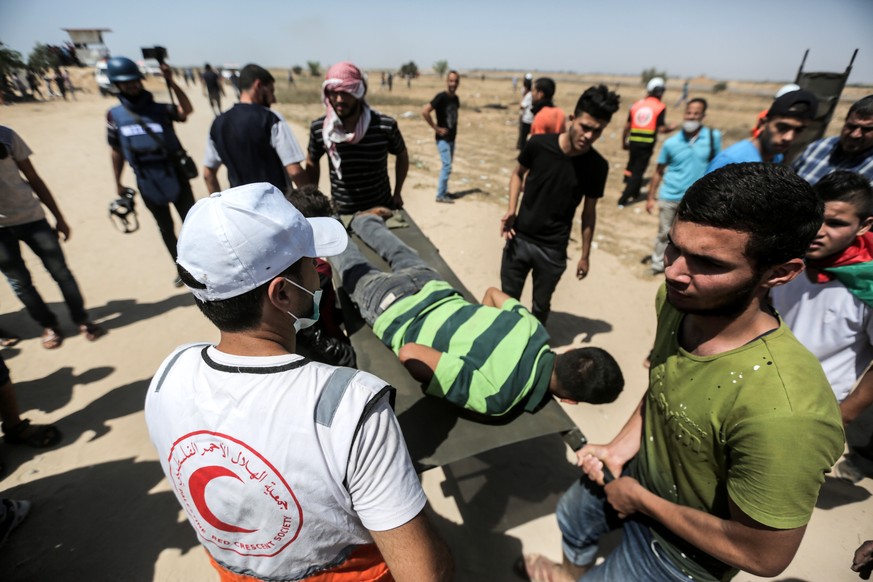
(356, 206, 394, 220)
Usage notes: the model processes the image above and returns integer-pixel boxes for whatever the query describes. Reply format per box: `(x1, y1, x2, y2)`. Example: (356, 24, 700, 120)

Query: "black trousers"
(140, 179, 196, 261)
(619, 142, 654, 205)
(517, 122, 531, 150)
(500, 236, 567, 324)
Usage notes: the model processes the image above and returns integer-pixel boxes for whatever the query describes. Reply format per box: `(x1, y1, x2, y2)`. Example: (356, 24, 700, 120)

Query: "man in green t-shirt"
(520, 163, 844, 582)
(329, 208, 624, 417)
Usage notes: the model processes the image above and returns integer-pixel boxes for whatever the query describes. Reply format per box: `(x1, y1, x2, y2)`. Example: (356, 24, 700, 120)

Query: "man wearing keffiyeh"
(306, 62, 408, 214)
(772, 171, 873, 482)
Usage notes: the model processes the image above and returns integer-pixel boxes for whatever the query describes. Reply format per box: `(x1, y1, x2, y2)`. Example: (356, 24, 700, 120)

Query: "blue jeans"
(436, 139, 454, 200)
(0, 219, 88, 328)
(329, 215, 440, 326)
(557, 476, 694, 581)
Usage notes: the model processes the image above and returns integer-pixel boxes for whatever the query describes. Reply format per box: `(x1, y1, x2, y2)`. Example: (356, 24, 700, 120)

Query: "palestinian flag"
(808, 231, 873, 307)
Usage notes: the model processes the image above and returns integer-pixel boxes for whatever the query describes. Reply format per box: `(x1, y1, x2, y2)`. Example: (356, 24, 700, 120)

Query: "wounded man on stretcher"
(288, 187, 624, 417)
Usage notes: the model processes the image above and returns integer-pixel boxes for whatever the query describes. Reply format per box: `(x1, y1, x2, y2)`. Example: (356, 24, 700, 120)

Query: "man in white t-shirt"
(772, 170, 873, 482)
(145, 182, 451, 582)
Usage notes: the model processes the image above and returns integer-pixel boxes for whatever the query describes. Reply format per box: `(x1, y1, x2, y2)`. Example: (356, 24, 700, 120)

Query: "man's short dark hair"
(239, 64, 274, 91)
(447, 70, 460, 78)
(815, 171, 873, 218)
(204, 63, 212, 71)
(534, 78, 556, 100)
(286, 185, 334, 218)
(573, 85, 620, 123)
(688, 97, 708, 113)
(677, 163, 823, 267)
(523, 77, 532, 91)
(848, 95, 873, 119)
(178, 261, 301, 331)
(552, 347, 624, 404)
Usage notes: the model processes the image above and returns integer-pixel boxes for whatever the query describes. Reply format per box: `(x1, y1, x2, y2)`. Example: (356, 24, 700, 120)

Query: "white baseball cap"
(177, 183, 348, 302)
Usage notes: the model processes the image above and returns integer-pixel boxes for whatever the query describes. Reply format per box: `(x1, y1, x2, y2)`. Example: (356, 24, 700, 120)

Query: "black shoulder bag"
(124, 108, 198, 180)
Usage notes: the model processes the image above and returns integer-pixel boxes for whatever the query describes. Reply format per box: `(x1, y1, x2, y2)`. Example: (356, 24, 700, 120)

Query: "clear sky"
(2, 0, 872, 84)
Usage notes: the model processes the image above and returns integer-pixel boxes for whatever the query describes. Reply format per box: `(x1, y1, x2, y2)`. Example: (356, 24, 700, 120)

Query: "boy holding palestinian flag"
(773, 170, 873, 482)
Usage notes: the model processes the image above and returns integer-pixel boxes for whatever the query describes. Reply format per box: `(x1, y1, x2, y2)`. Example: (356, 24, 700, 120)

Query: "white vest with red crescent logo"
(145, 344, 425, 580)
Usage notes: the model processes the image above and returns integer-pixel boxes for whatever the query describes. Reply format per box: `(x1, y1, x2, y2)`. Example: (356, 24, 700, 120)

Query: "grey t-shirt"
(0, 126, 46, 227)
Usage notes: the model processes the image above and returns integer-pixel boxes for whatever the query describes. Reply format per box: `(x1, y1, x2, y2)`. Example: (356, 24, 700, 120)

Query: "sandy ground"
(0, 71, 871, 581)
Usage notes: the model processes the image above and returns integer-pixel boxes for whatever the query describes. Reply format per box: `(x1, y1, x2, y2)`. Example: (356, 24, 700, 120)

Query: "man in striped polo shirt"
(331, 209, 623, 417)
(791, 94, 873, 186)
(306, 62, 409, 214)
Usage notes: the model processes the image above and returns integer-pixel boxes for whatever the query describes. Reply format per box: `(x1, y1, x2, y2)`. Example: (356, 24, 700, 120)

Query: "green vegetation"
(433, 60, 448, 78)
(0, 42, 25, 76)
(399, 61, 418, 78)
(640, 67, 667, 86)
(28, 43, 59, 73)
(306, 61, 321, 77)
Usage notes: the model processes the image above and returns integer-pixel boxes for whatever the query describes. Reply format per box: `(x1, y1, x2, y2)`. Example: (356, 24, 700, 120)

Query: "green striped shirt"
(373, 280, 555, 415)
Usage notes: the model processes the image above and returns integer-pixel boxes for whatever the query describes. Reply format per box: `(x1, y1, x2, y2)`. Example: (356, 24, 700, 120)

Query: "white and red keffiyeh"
(321, 62, 371, 179)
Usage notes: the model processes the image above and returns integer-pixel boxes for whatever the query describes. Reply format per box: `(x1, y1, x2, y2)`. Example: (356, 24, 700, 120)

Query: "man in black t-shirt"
(201, 64, 224, 116)
(500, 86, 621, 323)
(423, 71, 460, 204)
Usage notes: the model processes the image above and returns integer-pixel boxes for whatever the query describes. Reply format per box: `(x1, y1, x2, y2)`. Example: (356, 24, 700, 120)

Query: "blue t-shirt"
(657, 128, 721, 201)
(706, 139, 783, 173)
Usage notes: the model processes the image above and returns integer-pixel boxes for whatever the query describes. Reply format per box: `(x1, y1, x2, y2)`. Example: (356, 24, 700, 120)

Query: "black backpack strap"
(708, 127, 717, 162)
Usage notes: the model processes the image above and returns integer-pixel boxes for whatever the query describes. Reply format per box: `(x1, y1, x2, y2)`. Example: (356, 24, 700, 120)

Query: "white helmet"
(647, 77, 666, 93)
(775, 83, 801, 98)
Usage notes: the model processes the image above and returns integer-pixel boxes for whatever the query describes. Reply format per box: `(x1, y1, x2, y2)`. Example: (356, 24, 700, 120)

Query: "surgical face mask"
(284, 278, 322, 332)
(682, 120, 701, 134)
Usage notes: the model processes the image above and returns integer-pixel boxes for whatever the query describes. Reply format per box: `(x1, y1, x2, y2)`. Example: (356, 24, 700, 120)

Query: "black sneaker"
(173, 276, 184, 288)
(435, 197, 454, 204)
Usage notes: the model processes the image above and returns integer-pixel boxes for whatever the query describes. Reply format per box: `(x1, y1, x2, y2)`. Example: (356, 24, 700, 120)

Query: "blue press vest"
(111, 103, 184, 205)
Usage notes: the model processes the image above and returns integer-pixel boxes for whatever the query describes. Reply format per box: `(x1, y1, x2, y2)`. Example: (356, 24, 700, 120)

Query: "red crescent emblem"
(189, 466, 257, 534)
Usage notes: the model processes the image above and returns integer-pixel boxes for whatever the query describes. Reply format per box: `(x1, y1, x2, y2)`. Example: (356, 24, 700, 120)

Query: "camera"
(141, 46, 168, 64)
(109, 187, 139, 233)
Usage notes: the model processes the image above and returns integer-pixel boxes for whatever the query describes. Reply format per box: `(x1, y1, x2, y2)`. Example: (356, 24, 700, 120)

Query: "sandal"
(2, 419, 62, 448)
(41, 327, 63, 349)
(78, 322, 106, 342)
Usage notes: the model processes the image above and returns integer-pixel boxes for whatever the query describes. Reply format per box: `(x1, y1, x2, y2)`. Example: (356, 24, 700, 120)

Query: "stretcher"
(336, 210, 580, 471)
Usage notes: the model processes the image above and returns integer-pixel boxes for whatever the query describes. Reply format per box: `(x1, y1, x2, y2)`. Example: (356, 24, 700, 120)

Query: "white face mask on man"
(682, 120, 702, 134)
(284, 278, 322, 332)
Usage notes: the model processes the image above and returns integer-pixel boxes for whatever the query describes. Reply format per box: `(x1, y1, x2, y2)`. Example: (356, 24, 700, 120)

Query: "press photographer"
(105, 48, 196, 287)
